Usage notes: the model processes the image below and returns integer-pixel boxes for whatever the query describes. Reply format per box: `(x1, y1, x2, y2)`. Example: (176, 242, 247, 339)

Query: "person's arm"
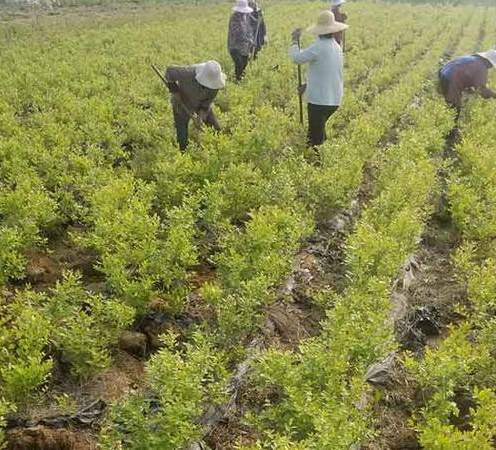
(473, 64, 496, 98)
(289, 28, 317, 64)
(198, 90, 218, 117)
(289, 42, 318, 64)
(244, 15, 255, 46)
(228, 15, 235, 49)
(480, 86, 496, 98)
(164, 66, 192, 92)
(201, 108, 221, 131)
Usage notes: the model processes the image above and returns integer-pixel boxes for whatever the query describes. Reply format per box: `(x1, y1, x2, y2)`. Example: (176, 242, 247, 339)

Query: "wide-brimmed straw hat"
(307, 10, 348, 35)
(195, 61, 226, 90)
(232, 0, 253, 13)
(330, 0, 346, 6)
(477, 50, 496, 67)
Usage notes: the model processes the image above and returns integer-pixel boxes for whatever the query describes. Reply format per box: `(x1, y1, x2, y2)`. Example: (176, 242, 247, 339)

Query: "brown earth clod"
(6, 426, 97, 450)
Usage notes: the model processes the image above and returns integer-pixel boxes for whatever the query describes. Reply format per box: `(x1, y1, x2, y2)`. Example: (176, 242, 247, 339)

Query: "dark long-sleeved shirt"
(440, 55, 495, 98)
(228, 12, 254, 56)
(165, 65, 219, 118)
(331, 6, 347, 46)
(249, 9, 266, 52)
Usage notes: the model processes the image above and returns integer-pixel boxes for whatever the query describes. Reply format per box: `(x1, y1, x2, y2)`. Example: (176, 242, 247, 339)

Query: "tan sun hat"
(232, 0, 253, 13)
(195, 61, 226, 90)
(477, 50, 496, 67)
(307, 10, 348, 35)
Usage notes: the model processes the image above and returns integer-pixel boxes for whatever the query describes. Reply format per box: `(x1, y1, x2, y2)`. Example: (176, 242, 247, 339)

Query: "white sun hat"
(330, 0, 346, 6)
(477, 50, 496, 67)
(233, 0, 253, 13)
(195, 61, 226, 90)
(307, 10, 349, 35)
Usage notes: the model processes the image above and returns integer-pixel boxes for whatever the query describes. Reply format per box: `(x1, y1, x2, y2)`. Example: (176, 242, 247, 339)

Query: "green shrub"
(0, 292, 52, 403)
(46, 271, 135, 379)
(0, 172, 57, 285)
(209, 205, 313, 342)
(82, 176, 198, 312)
(100, 331, 228, 450)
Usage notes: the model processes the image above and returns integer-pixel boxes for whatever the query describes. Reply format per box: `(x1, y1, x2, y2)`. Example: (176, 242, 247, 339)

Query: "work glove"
(291, 28, 302, 43)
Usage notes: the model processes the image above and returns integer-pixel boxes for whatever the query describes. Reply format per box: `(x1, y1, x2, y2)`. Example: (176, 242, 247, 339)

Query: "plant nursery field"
(1, 0, 496, 449)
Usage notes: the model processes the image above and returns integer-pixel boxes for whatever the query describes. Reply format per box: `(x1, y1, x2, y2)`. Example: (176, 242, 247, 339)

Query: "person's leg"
(440, 75, 458, 107)
(240, 54, 249, 77)
(230, 50, 240, 80)
(307, 103, 327, 147)
(230, 50, 245, 81)
(446, 83, 462, 119)
(173, 108, 190, 151)
(235, 52, 249, 81)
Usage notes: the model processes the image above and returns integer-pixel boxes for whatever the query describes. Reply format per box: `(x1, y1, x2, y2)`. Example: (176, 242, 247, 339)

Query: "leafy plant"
(100, 331, 228, 450)
(45, 271, 135, 379)
(0, 291, 52, 403)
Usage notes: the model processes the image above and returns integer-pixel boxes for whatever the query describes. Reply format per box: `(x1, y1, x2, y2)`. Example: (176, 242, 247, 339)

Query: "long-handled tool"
(151, 63, 203, 129)
(251, 14, 262, 59)
(250, 0, 264, 59)
(297, 36, 304, 126)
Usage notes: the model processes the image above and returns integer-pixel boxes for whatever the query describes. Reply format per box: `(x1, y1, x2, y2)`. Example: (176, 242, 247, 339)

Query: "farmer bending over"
(439, 49, 496, 114)
(329, 0, 347, 49)
(165, 61, 226, 151)
(290, 11, 348, 147)
(228, 0, 254, 81)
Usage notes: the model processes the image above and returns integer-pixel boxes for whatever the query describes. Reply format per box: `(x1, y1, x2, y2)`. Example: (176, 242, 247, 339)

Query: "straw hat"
(195, 61, 226, 90)
(232, 0, 253, 13)
(307, 10, 348, 35)
(330, 0, 346, 6)
(477, 50, 496, 67)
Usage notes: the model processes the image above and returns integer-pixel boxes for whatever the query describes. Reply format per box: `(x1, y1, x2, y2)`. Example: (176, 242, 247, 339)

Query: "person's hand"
(298, 83, 307, 96)
(198, 109, 208, 122)
(291, 28, 302, 43)
(167, 81, 180, 93)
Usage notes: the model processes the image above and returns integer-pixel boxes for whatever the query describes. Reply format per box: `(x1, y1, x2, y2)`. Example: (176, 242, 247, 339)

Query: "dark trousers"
(173, 108, 219, 151)
(230, 49, 249, 81)
(307, 103, 339, 147)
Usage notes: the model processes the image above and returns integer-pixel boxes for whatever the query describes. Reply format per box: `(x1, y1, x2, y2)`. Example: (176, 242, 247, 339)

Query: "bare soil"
(23, 226, 101, 291)
(6, 427, 97, 450)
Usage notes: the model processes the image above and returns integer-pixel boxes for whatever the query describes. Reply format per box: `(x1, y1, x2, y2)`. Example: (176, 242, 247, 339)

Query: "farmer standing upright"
(228, 0, 254, 81)
(248, 0, 267, 59)
(165, 61, 226, 151)
(290, 11, 348, 147)
(439, 49, 496, 114)
(329, 0, 347, 48)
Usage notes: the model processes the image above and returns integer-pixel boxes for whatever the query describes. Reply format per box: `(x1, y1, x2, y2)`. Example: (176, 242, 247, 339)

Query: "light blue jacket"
(289, 37, 344, 106)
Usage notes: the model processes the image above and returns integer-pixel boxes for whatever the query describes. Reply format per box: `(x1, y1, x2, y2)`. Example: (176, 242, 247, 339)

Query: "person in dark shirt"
(165, 61, 226, 151)
(228, 0, 254, 81)
(248, 0, 267, 59)
(439, 50, 496, 113)
(329, 0, 347, 49)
